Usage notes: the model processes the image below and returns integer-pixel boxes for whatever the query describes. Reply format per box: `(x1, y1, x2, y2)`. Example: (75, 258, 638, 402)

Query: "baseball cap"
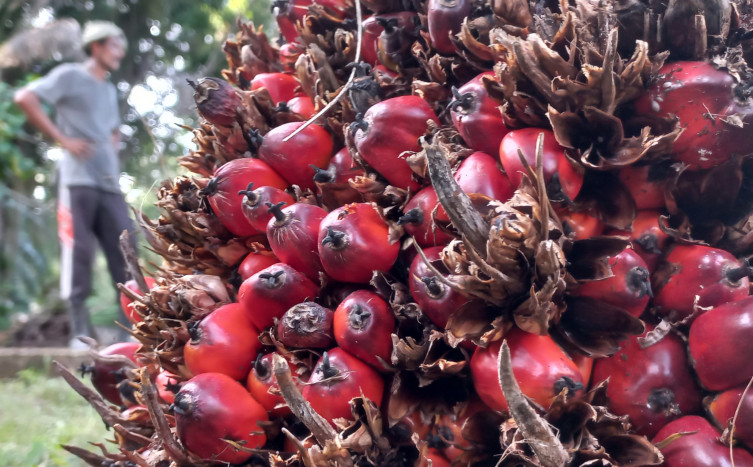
(81, 21, 127, 49)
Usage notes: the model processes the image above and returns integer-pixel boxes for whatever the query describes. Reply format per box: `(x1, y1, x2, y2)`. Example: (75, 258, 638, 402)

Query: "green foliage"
(0, 369, 111, 467)
(0, 81, 38, 181)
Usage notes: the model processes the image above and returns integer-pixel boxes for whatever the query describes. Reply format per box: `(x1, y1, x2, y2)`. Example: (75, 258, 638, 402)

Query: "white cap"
(81, 21, 127, 49)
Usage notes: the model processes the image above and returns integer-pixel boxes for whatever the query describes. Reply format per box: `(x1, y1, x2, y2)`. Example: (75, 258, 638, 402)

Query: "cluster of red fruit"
(72, 0, 753, 466)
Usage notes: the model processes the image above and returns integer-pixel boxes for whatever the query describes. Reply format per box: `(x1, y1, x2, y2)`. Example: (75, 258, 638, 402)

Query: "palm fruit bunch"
(59, 0, 753, 466)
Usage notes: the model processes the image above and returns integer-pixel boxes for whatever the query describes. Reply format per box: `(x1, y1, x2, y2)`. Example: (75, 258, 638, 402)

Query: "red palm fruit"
(279, 42, 304, 73)
(556, 151, 584, 201)
(558, 208, 604, 241)
(398, 187, 453, 247)
(653, 415, 753, 467)
(246, 353, 291, 417)
(425, 449, 451, 467)
(273, 0, 312, 43)
(617, 165, 666, 210)
(353, 96, 439, 191)
(573, 248, 652, 318)
(707, 386, 753, 449)
(83, 342, 141, 407)
(255, 122, 334, 191)
(173, 373, 269, 464)
(454, 152, 514, 202)
(333, 290, 395, 371)
(312, 147, 364, 210)
(591, 326, 702, 438)
(277, 302, 334, 348)
(238, 183, 295, 233)
(361, 13, 418, 66)
(155, 370, 182, 405)
(571, 354, 593, 387)
(623, 210, 670, 272)
(266, 202, 327, 282)
(318, 203, 399, 283)
(470, 329, 584, 413)
(689, 296, 753, 391)
(498, 128, 562, 188)
(119, 277, 157, 324)
(302, 348, 385, 425)
(250, 72, 303, 104)
(409, 246, 487, 330)
(427, 0, 470, 54)
(653, 244, 751, 322)
(238, 263, 320, 330)
(184, 303, 262, 381)
(430, 398, 489, 461)
(634, 61, 753, 170)
(202, 158, 288, 237)
(281, 96, 315, 119)
(238, 249, 279, 281)
(187, 77, 241, 127)
(449, 72, 509, 158)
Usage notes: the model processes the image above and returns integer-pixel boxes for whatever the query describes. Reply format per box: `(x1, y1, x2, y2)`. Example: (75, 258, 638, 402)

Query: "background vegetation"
(0, 0, 275, 332)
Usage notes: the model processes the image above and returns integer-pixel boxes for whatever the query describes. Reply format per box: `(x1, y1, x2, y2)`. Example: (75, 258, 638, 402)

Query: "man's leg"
(60, 186, 99, 344)
(94, 190, 137, 333)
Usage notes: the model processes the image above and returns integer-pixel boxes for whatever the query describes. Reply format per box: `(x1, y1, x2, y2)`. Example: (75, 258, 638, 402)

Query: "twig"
(282, 428, 316, 467)
(113, 423, 153, 446)
(60, 445, 109, 467)
(271, 354, 340, 446)
(497, 341, 569, 467)
(730, 374, 753, 466)
(601, 28, 618, 115)
(139, 368, 191, 465)
(695, 14, 707, 59)
(282, 0, 364, 142)
(425, 140, 489, 257)
(120, 230, 149, 294)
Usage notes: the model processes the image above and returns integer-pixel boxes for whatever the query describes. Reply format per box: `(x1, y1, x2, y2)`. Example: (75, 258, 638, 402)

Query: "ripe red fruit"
(429, 399, 488, 461)
(173, 373, 269, 464)
(555, 151, 584, 201)
(450, 72, 509, 157)
(470, 329, 584, 412)
(255, 122, 334, 191)
(273, 0, 312, 43)
(707, 386, 753, 449)
(119, 277, 157, 324)
(573, 248, 652, 318)
(203, 158, 288, 237)
(617, 165, 666, 210)
(302, 348, 385, 425)
(187, 77, 241, 127)
(591, 326, 702, 438)
(353, 96, 439, 191)
(361, 13, 418, 66)
(689, 295, 753, 391)
(558, 208, 604, 241)
(250, 72, 303, 104)
(279, 42, 304, 73)
(238, 263, 320, 330)
(409, 246, 486, 330)
(318, 203, 399, 283)
(246, 353, 294, 417)
(427, 0, 470, 54)
(184, 303, 262, 381)
(454, 152, 514, 202)
(277, 302, 334, 348)
(155, 370, 182, 405)
(238, 183, 295, 233)
(634, 61, 753, 170)
(653, 244, 751, 322)
(266, 201, 327, 281)
(653, 415, 753, 467)
(499, 128, 562, 187)
(312, 147, 364, 210)
(333, 290, 395, 371)
(625, 210, 671, 272)
(398, 187, 453, 247)
(83, 342, 141, 407)
(238, 249, 279, 281)
(281, 96, 315, 119)
(425, 449, 451, 467)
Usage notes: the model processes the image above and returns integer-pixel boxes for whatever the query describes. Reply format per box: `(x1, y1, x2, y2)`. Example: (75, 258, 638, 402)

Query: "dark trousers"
(58, 186, 136, 339)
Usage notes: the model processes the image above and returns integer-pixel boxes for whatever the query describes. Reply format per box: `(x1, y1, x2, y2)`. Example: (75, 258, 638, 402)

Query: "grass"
(0, 367, 113, 467)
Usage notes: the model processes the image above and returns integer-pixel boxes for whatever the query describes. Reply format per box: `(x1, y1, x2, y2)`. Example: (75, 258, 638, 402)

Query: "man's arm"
(111, 129, 121, 154)
(13, 88, 92, 159)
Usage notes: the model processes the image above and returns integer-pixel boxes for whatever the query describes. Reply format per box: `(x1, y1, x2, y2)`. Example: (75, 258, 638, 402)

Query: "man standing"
(14, 21, 135, 348)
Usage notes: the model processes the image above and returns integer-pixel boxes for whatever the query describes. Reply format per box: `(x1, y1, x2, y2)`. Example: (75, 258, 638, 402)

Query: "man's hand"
(60, 136, 93, 160)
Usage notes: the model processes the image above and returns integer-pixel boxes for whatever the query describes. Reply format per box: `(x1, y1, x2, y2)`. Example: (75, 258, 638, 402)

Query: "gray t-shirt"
(28, 62, 122, 193)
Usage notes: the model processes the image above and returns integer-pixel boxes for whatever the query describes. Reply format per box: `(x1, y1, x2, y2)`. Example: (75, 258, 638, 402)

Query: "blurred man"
(14, 21, 135, 348)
